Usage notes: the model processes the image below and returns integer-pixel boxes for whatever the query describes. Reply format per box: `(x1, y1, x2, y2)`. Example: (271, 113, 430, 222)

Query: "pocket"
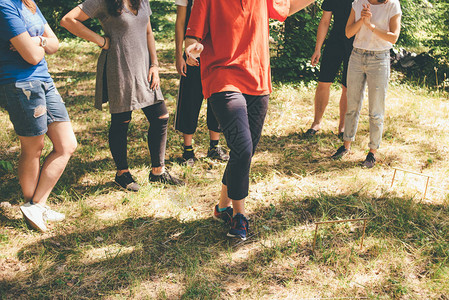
(375, 52, 389, 60)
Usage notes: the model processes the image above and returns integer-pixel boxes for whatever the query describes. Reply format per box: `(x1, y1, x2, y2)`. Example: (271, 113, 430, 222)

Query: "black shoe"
(207, 146, 229, 161)
(331, 145, 349, 160)
(149, 171, 184, 186)
(362, 152, 376, 168)
(115, 172, 140, 192)
(213, 204, 233, 225)
(338, 132, 344, 140)
(303, 128, 318, 138)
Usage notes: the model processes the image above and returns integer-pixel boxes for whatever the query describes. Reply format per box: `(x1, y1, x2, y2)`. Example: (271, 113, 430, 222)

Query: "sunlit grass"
(1, 25, 449, 300)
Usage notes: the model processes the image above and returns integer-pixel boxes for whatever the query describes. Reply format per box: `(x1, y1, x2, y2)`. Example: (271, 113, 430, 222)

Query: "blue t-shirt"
(0, 0, 51, 84)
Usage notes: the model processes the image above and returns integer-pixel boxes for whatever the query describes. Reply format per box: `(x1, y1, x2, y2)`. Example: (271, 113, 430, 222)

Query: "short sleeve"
(78, 0, 103, 19)
(321, 0, 332, 12)
(185, 0, 209, 40)
(175, 0, 188, 6)
(268, 0, 290, 22)
(0, 1, 27, 40)
(389, 0, 401, 18)
(143, 0, 152, 17)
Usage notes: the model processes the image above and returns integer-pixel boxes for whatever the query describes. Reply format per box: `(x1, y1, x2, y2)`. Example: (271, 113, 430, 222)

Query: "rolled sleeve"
(268, 0, 290, 22)
(185, 0, 209, 40)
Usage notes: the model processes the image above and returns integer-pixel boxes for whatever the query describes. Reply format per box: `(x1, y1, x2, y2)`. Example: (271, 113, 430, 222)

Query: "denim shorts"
(0, 80, 70, 137)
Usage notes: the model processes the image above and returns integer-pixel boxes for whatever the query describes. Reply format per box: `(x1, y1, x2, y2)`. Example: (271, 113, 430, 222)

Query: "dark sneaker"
(338, 132, 344, 140)
(182, 157, 197, 167)
(227, 213, 249, 241)
(362, 152, 376, 168)
(331, 145, 349, 160)
(115, 172, 140, 192)
(213, 204, 233, 225)
(207, 146, 229, 161)
(303, 128, 318, 138)
(149, 171, 184, 186)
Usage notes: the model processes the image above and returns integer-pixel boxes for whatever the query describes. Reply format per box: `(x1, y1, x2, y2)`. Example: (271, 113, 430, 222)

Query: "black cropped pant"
(209, 92, 269, 200)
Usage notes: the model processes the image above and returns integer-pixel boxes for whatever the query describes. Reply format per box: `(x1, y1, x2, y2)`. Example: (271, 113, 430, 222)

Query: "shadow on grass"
(2, 193, 448, 298)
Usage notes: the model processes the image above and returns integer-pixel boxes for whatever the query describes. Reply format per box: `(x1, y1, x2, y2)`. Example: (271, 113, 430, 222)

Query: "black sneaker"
(207, 146, 229, 161)
(115, 172, 140, 192)
(213, 204, 233, 225)
(362, 152, 376, 168)
(338, 132, 344, 140)
(331, 145, 349, 160)
(227, 213, 249, 241)
(303, 128, 318, 138)
(149, 171, 184, 186)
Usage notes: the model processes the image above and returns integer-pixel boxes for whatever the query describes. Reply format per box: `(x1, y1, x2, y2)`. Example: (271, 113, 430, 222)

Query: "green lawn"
(1, 35, 449, 299)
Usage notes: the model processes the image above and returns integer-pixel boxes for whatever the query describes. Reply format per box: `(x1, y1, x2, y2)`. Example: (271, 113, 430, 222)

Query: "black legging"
(109, 102, 168, 170)
(209, 92, 269, 200)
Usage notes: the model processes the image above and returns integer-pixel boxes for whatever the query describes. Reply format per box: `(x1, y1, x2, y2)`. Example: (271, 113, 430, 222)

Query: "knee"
(21, 141, 45, 157)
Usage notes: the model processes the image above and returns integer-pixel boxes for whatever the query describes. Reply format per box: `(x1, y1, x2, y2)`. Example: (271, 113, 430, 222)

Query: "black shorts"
(318, 38, 353, 87)
(174, 61, 220, 134)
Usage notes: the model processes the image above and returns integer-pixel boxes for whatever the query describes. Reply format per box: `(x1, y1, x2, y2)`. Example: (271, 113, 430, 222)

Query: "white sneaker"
(41, 205, 65, 222)
(20, 203, 47, 232)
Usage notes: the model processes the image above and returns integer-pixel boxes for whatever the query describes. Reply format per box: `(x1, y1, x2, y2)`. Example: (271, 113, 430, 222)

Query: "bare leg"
(31, 122, 77, 205)
(209, 130, 219, 141)
(231, 198, 245, 216)
(183, 133, 193, 146)
(310, 82, 332, 131)
(218, 184, 232, 209)
(338, 85, 348, 133)
(18, 135, 45, 202)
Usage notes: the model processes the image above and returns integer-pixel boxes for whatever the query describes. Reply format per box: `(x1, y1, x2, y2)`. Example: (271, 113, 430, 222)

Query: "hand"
(311, 49, 321, 66)
(361, 4, 372, 27)
(185, 42, 203, 66)
(148, 65, 160, 90)
(176, 55, 187, 77)
(100, 36, 110, 50)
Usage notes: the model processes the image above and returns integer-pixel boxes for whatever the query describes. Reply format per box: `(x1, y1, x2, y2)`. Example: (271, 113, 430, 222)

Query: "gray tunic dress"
(79, 0, 164, 114)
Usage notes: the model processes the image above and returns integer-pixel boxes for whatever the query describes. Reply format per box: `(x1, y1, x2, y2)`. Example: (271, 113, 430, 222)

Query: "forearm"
(60, 11, 104, 47)
(368, 25, 398, 44)
(289, 0, 315, 16)
(346, 18, 363, 38)
(175, 6, 187, 59)
(315, 15, 331, 51)
(147, 27, 159, 66)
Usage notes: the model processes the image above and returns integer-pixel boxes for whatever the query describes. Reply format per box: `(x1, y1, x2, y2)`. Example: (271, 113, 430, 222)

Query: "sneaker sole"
(114, 181, 140, 192)
(227, 232, 247, 241)
(20, 207, 47, 232)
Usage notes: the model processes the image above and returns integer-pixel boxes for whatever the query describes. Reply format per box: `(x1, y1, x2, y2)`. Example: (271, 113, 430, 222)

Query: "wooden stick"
(392, 167, 432, 178)
(391, 168, 397, 187)
(391, 167, 432, 200)
(312, 218, 369, 253)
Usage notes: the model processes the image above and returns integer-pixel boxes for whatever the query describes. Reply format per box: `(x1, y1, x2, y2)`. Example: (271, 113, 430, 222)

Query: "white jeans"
(343, 48, 390, 150)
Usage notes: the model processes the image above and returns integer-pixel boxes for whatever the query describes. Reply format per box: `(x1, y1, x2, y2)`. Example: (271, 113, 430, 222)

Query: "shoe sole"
(20, 207, 47, 232)
(227, 232, 247, 241)
(114, 181, 139, 192)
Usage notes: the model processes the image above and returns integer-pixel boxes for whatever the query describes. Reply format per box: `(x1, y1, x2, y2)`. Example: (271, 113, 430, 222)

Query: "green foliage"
(35, 0, 175, 39)
(270, 2, 322, 82)
(270, 0, 449, 87)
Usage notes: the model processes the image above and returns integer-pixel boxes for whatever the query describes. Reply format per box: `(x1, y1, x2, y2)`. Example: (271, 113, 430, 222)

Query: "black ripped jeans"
(209, 92, 269, 200)
(109, 102, 168, 170)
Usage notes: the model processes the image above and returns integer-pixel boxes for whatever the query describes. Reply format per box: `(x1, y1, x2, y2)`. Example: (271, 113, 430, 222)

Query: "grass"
(1, 22, 449, 300)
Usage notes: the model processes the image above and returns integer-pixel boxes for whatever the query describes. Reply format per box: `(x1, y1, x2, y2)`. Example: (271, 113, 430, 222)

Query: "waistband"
(353, 48, 390, 55)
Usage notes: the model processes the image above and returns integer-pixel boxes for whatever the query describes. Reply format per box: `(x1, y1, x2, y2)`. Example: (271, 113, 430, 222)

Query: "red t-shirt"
(186, 0, 290, 99)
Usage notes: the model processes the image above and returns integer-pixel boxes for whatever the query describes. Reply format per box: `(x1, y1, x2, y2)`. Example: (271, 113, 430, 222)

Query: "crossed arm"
(10, 24, 59, 65)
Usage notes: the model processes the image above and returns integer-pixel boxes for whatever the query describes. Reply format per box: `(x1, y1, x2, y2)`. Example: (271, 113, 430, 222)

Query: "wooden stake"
(390, 167, 432, 200)
(312, 218, 369, 254)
